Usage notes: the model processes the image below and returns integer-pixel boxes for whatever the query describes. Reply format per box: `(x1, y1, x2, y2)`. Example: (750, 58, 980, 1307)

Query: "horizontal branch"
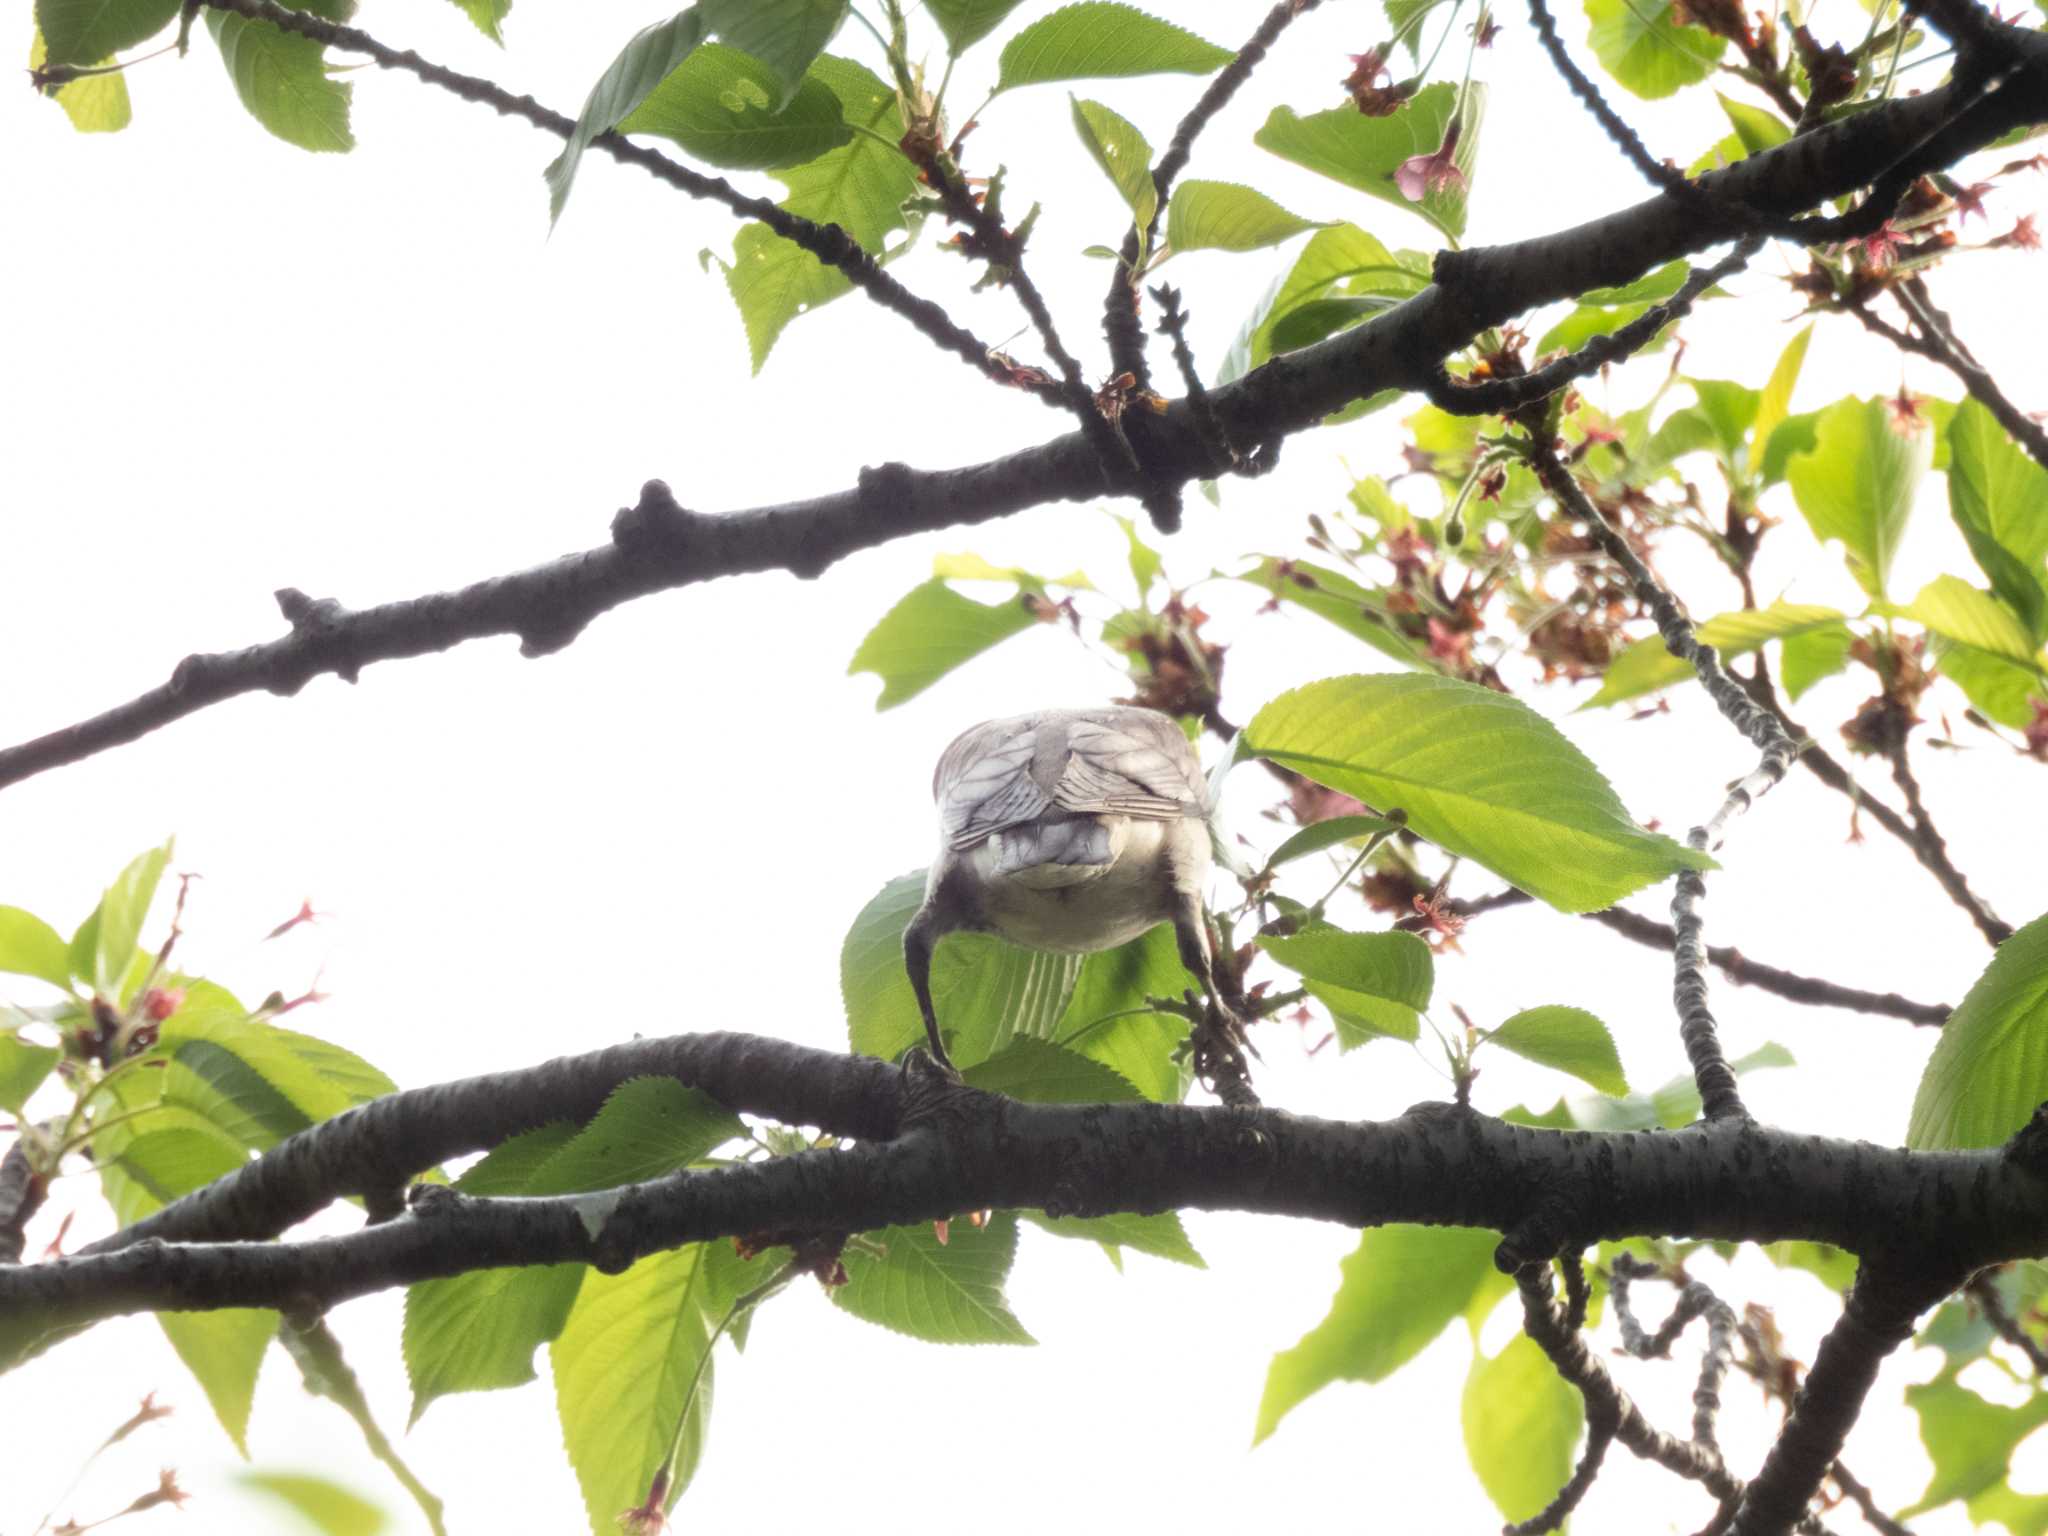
(7, 1032, 2045, 1349)
(6, 30, 2047, 792)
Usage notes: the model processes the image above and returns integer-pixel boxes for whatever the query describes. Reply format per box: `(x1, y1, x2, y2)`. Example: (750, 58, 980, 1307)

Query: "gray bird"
(903, 705, 1242, 1075)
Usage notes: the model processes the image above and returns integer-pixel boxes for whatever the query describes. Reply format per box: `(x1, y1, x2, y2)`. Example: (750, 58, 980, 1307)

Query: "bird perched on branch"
(903, 705, 1252, 1094)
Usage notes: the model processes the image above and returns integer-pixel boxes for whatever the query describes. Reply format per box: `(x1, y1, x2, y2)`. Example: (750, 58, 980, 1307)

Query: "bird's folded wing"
(1054, 715, 1206, 820)
(937, 720, 1050, 849)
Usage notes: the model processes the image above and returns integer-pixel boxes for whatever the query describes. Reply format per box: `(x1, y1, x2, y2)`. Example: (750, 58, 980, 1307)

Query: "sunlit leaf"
(726, 56, 918, 368)
(697, 0, 846, 106)
(206, 11, 354, 153)
(1947, 398, 2048, 638)
(1166, 181, 1327, 253)
(1786, 396, 1929, 599)
(1070, 96, 1156, 236)
(620, 42, 851, 168)
(1586, 0, 1725, 98)
(1898, 576, 2042, 668)
(995, 3, 1230, 91)
(1257, 1224, 1502, 1441)
(553, 1244, 720, 1526)
(834, 1212, 1034, 1344)
(924, 0, 1028, 53)
(1485, 1006, 1627, 1095)
(1463, 1332, 1585, 1521)
(1907, 910, 2048, 1150)
(239, 1473, 389, 1536)
(1023, 1209, 1205, 1267)
(29, 30, 130, 131)
(1254, 83, 1485, 242)
(1583, 601, 1850, 708)
(1258, 925, 1432, 1047)
(1247, 675, 1711, 912)
(0, 905, 72, 990)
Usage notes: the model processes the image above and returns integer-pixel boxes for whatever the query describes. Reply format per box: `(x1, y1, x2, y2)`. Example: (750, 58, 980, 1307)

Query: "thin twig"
(1882, 729, 2013, 944)
(1967, 1269, 2048, 1373)
(1427, 240, 1761, 416)
(1102, 0, 1321, 386)
(1740, 661, 2011, 946)
(1845, 280, 2048, 472)
(1529, 446, 1803, 1121)
(190, 0, 1039, 402)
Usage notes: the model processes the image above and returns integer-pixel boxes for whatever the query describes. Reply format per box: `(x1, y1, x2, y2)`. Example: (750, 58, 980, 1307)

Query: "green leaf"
(1760, 1240, 1858, 1293)
(696, 0, 846, 107)
(1692, 379, 1761, 463)
(1262, 814, 1406, 870)
(444, 0, 509, 44)
(995, 3, 1231, 91)
(100, 1125, 250, 1228)
(1899, 576, 2043, 668)
(1583, 600, 1851, 708)
(238, 1473, 388, 1536)
(1257, 1224, 1502, 1441)
(1786, 396, 1930, 599)
(1579, 259, 1696, 306)
(1947, 398, 2048, 638)
(30, 29, 131, 131)
(924, 0, 1027, 53)
(546, 10, 708, 225)
(1070, 96, 1156, 236)
(1385, 0, 1441, 58)
(206, 11, 354, 153)
(1717, 90, 1792, 155)
(1576, 1042, 1794, 1131)
(1113, 514, 1162, 596)
(1907, 910, 2048, 1149)
(1054, 924, 1191, 1102)
(1248, 557, 1429, 668)
(1166, 180, 1326, 253)
(402, 1124, 585, 1423)
(834, 1211, 1034, 1344)
(963, 1037, 1142, 1103)
(1254, 82, 1485, 242)
(1217, 224, 1430, 387)
(1899, 1371, 2048, 1525)
(407, 1262, 585, 1425)
(1258, 925, 1432, 1047)
(553, 1244, 720, 1528)
(1751, 324, 1812, 463)
(1932, 637, 2047, 729)
(1022, 1209, 1205, 1267)
(1463, 1332, 1585, 1522)
(1780, 622, 1856, 700)
(35, 0, 179, 66)
(725, 56, 917, 369)
(1759, 409, 1820, 485)
(0, 1034, 59, 1115)
(848, 580, 1039, 711)
(74, 839, 171, 997)
(1585, 0, 1725, 98)
(1537, 299, 1669, 358)
(1485, 1006, 1628, 1095)
(620, 42, 852, 169)
(842, 872, 1082, 1067)
(162, 1309, 276, 1455)
(405, 1082, 737, 1423)
(0, 905, 72, 990)
(1246, 675, 1712, 912)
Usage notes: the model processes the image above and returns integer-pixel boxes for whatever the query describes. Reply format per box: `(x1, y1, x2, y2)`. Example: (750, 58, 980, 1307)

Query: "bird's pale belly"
(970, 817, 1181, 953)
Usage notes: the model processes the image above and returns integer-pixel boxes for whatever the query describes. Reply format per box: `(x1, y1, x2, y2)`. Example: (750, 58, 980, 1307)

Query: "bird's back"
(933, 706, 1207, 853)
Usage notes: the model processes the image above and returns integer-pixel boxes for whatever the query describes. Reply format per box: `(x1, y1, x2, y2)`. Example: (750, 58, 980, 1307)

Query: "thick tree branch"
(1729, 1266, 1955, 1536)
(7, 43, 2047, 792)
(9, 1031, 2048, 1351)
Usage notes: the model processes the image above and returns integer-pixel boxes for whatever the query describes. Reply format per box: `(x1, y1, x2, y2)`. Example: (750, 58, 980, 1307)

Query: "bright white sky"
(3, 1, 2044, 1532)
